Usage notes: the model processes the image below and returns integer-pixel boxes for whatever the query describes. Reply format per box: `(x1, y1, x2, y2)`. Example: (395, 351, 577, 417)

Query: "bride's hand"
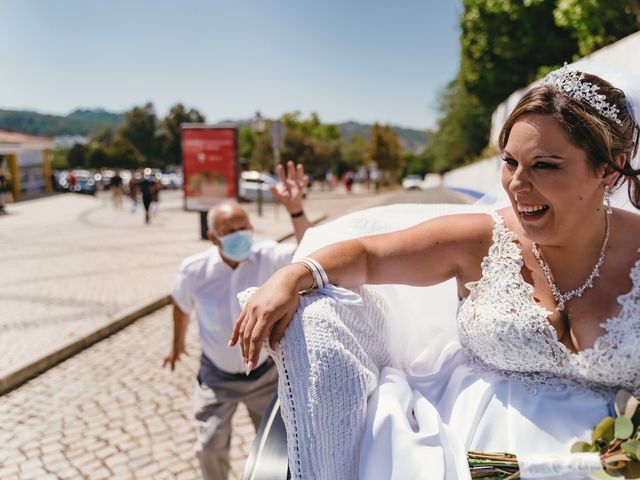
(229, 264, 310, 372)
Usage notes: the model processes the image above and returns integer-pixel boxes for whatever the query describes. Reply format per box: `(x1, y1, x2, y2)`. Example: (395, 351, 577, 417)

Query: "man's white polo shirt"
(171, 240, 296, 374)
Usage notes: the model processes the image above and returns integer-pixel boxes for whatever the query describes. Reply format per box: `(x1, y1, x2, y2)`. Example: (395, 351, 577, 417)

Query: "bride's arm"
(230, 212, 491, 371)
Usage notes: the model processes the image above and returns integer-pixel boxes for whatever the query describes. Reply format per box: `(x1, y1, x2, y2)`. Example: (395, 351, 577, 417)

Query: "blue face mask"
(218, 230, 253, 262)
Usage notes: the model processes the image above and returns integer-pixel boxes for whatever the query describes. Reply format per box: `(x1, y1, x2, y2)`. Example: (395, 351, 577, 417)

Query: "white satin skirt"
(359, 341, 610, 480)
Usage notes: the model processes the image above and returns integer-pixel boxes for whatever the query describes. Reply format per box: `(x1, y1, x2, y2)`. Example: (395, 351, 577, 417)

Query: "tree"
(238, 126, 257, 169)
(250, 132, 274, 172)
(340, 134, 367, 177)
(459, 0, 577, 109)
(366, 124, 403, 174)
(159, 103, 205, 168)
(425, 80, 491, 173)
(86, 145, 111, 169)
(51, 148, 70, 170)
(108, 138, 143, 170)
(427, 0, 638, 173)
(118, 102, 159, 165)
(92, 125, 115, 147)
(554, 0, 638, 56)
(280, 112, 343, 179)
(67, 143, 88, 168)
(402, 150, 436, 178)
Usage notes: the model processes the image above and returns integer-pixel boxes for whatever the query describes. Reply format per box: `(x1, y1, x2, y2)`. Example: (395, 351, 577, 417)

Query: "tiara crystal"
(542, 63, 622, 125)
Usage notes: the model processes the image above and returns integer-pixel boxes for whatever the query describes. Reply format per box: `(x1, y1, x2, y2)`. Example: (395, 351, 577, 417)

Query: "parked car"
(160, 171, 183, 189)
(52, 170, 70, 191)
(97, 169, 115, 190)
(71, 169, 97, 195)
(238, 171, 278, 202)
(401, 174, 424, 191)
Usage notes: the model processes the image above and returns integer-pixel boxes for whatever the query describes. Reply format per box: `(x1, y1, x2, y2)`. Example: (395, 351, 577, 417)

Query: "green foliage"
(250, 131, 275, 172)
(69, 102, 205, 170)
(67, 143, 88, 169)
(366, 123, 403, 174)
(158, 103, 205, 168)
(427, 0, 638, 174)
(87, 145, 111, 170)
(554, 0, 638, 56)
(51, 148, 70, 170)
(0, 109, 123, 136)
(239, 127, 256, 168)
(118, 102, 158, 164)
(460, 0, 577, 107)
(107, 137, 143, 169)
(340, 134, 367, 176)
(92, 125, 115, 146)
(279, 112, 343, 179)
(426, 80, 491, 173)
(402, 150, 435, 177)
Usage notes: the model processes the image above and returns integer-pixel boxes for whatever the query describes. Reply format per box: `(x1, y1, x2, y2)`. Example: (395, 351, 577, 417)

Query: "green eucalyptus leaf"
(594, 417, 616, 443)
(622, 440, 640, 460)
(615, 416, 634, 440)
(572, 441, 594, 453)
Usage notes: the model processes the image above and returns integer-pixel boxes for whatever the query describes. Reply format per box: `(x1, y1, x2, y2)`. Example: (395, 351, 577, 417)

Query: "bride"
(230, 65, 640, 479)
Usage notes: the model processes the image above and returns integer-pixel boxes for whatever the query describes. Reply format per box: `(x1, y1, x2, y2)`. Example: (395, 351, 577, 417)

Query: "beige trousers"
(194, 355, 278, 480)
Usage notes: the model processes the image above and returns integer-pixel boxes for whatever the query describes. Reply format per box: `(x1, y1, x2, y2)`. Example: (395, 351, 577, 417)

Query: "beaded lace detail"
(457, 212, 640, 396)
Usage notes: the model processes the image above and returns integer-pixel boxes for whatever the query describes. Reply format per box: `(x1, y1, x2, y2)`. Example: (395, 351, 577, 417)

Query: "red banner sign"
(181, 126, 238, 211)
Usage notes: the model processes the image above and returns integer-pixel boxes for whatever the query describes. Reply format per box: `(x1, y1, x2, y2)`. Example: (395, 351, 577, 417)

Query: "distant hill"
(0, 108, 123, 137)
(0, 108, 428, 152)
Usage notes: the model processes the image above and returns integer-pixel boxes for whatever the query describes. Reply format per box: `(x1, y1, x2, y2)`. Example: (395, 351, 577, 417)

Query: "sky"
(0, 0, 462, 130)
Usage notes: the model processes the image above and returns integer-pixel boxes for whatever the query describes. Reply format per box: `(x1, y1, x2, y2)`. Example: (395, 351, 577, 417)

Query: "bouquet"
(467, 390, 640, 479)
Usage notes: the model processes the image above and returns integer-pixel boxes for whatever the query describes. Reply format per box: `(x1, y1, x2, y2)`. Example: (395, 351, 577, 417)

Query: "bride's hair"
(498, 72, 640, 209)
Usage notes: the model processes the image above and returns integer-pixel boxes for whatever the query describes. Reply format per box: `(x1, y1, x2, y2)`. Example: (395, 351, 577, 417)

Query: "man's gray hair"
(206, 202, 241, 234)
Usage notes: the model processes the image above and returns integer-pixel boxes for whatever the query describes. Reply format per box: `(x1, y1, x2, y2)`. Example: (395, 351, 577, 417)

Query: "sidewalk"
(0, 188, 396, 393)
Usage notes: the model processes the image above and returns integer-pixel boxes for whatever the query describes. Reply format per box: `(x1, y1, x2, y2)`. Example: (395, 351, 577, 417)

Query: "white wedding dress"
(240, 203, 640, 480)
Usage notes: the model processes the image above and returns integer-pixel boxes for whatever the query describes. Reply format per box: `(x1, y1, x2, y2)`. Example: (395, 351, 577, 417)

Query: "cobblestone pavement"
(0, 188, 393, 383)
(0, 306, 240, 480)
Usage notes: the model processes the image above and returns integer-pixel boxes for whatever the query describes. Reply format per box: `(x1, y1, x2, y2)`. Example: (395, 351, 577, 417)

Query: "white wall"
(442, 156, 502, 197)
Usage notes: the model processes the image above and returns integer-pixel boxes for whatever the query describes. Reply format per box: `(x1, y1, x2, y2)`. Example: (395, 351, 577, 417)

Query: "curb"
(0, 295, 172, 395)
(0, 214, 329, 396)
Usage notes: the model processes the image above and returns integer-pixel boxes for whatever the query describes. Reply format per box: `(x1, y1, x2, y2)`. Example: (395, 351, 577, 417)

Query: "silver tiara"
(542, 63, 622, 125)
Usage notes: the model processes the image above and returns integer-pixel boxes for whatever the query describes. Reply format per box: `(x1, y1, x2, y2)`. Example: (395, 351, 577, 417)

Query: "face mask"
(218, 230, 253, 262)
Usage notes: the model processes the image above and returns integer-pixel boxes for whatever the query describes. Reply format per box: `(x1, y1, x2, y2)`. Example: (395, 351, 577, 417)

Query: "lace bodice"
(457, 212, 640, 395)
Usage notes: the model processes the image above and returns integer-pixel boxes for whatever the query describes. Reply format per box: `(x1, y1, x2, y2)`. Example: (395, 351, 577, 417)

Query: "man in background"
(164, 161, 310, 480)
(111, 167, 124, 209)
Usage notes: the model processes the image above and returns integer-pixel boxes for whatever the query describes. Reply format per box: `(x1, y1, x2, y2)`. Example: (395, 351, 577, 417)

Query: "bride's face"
(501, 114, 605, 245)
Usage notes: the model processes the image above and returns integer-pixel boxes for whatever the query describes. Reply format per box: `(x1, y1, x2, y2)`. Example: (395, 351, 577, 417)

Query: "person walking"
(111, 168, 124, 209)
(164, 161, 310, 480)
(131, 168, 157, 224)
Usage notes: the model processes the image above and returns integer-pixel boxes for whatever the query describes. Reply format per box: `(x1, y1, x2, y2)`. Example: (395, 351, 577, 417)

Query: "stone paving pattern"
(0, 306, 241, 480)
(0, 186, 468, 479)
(0, 188, 390, 381)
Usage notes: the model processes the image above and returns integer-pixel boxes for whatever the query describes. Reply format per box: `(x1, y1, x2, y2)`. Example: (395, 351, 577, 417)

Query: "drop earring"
(603, 185, 612, 215)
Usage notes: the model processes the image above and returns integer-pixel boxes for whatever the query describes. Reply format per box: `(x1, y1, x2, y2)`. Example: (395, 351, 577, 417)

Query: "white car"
(401, 174, 424, 191)
(238, 171, 278, 202)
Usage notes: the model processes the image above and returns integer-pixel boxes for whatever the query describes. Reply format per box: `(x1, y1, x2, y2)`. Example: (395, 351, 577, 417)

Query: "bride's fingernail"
(245, 361, 254, 376)
(227, 340, 232, 349)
